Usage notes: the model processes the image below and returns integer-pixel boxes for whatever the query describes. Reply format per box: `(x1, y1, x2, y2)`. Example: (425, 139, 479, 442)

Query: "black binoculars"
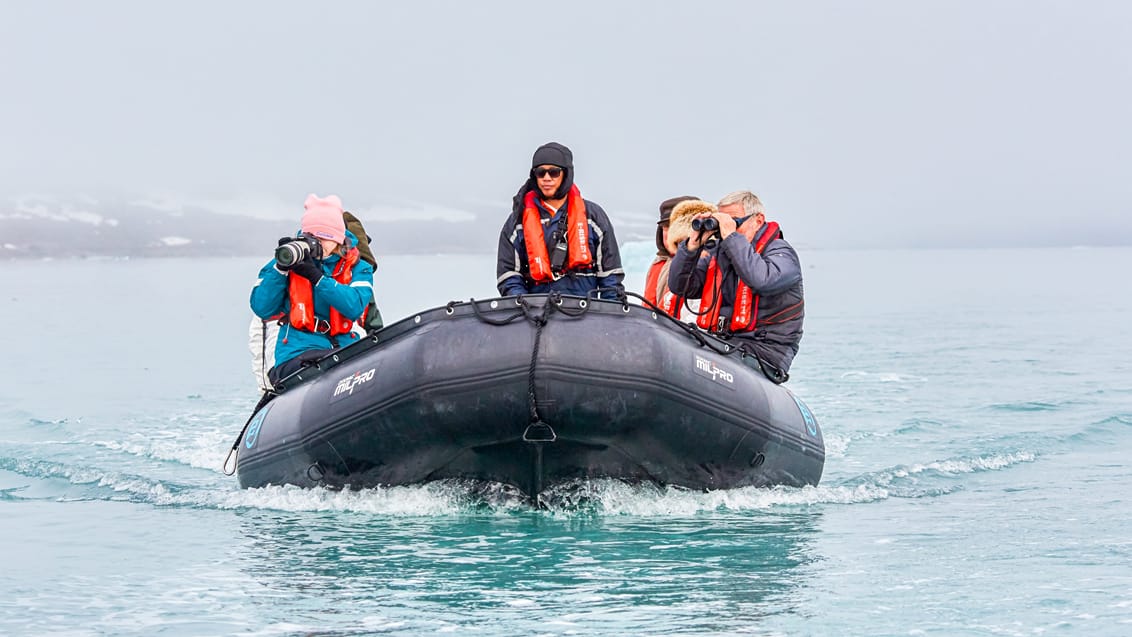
(691, 217, 719, 232)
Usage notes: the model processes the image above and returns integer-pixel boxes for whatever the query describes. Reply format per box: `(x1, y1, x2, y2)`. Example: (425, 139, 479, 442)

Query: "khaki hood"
(666, 199, 717, 254)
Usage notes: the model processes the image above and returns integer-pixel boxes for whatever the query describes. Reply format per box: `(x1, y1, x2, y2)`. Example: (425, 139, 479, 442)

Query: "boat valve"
(307, 462, 325, 482)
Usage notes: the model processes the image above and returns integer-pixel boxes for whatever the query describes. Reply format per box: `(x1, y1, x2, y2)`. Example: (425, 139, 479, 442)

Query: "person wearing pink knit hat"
(250, 193, 375, 387)
(301, 194, 347, 247)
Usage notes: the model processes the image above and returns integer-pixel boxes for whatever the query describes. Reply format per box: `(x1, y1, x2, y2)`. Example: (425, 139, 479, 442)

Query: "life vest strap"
(308, 318, 334, 334)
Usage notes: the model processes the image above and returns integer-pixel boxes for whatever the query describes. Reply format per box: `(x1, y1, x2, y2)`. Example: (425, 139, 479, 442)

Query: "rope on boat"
(223, 390, 277, 476)
(464, 288, 787, 386)
(467, 292, 589, 425)
(522, 294, 556, 424)
(604, 289, 789, 385)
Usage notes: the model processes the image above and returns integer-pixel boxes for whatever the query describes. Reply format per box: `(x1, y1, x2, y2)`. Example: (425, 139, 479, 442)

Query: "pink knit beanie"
(301, 194, 346, 243)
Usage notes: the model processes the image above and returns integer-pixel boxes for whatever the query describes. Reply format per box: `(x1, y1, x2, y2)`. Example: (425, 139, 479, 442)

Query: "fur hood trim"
(666, 199, 717, 253)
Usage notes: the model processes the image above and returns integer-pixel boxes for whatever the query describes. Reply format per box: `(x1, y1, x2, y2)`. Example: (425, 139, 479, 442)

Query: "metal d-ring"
(523, 421, 557, 443)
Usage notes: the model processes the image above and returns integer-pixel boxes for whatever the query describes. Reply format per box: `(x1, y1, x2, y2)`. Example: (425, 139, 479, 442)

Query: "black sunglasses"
(533, 167, 564, 179)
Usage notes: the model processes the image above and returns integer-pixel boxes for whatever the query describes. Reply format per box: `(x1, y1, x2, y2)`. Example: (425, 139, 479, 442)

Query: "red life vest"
(644, 257, 683, 318)
(287, 247, 363, 335)
(697, 220, 781, 333)
(522, 185, 592, 282)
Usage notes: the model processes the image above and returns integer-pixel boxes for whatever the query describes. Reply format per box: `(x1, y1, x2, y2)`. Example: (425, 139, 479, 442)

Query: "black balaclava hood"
(530, 142, 575, 200)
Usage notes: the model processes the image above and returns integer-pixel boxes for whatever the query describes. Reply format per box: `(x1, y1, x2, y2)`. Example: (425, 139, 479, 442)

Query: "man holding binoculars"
(668, 191, 805, 382)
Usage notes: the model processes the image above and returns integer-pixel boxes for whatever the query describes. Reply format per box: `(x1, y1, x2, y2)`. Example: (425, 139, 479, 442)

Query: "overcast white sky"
(2, 1, 1129, 247)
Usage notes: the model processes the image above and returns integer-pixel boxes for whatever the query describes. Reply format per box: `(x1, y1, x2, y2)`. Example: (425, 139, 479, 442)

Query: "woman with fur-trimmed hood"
(643, 197, 714, 319)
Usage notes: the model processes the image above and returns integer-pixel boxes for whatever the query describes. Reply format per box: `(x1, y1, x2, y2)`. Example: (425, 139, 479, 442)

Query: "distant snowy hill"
(0, 194, 663, 260)
(1, 196, 284, 259)
(0, 195, 491, 259)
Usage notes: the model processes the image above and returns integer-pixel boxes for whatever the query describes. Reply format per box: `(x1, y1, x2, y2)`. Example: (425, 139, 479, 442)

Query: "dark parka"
(668, 218, 805, 375)
(496, 142, 625, 300)
(496, 194, 625, 299)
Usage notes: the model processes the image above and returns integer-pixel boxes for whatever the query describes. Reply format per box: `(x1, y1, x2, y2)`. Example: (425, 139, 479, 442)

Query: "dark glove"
(277, 236, 294, 247)
(290, 258, 323, 285)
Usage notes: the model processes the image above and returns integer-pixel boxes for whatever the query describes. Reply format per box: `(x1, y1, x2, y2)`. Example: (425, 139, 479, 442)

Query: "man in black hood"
(496, 142, 625, 299)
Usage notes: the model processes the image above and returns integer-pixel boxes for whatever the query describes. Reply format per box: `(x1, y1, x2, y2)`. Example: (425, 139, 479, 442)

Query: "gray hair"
(717, 190, 765, 217)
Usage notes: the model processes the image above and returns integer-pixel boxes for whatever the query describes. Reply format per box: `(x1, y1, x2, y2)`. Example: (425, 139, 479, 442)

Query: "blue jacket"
(496, 197, 625, 299)
(668, 218, 805, 374)
(249, 231, 375, 368)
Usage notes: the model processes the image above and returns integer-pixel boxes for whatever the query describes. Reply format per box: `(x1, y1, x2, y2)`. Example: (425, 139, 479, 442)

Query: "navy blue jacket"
(496, 196, 625, 299)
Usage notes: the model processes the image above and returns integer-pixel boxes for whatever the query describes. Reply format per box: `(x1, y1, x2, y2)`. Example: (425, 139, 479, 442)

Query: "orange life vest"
(697, 220, 781, 333)
(522, 185, 592, 282)
(644, 257, 682, 318)
(287, 248, 363, 335)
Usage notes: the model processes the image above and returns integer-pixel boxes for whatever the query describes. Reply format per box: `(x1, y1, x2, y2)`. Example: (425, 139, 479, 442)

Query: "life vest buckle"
(312, 318, 333, 334)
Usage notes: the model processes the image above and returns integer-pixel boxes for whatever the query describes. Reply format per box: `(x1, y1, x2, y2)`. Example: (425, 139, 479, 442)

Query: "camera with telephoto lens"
(691, 217, 719, 232)
(275, 233, 323, 270)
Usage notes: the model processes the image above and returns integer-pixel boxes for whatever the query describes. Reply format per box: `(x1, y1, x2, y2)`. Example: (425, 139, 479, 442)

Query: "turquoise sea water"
(2, 246, 1130, 636)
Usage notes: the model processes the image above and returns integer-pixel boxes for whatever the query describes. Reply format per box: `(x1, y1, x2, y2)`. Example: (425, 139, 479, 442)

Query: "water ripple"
(840, 451, 1037, 498)
(985, 401, 1061, 412)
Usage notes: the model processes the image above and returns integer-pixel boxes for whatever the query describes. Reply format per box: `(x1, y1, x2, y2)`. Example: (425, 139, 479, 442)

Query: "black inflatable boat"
(234, 294, 824, 499)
